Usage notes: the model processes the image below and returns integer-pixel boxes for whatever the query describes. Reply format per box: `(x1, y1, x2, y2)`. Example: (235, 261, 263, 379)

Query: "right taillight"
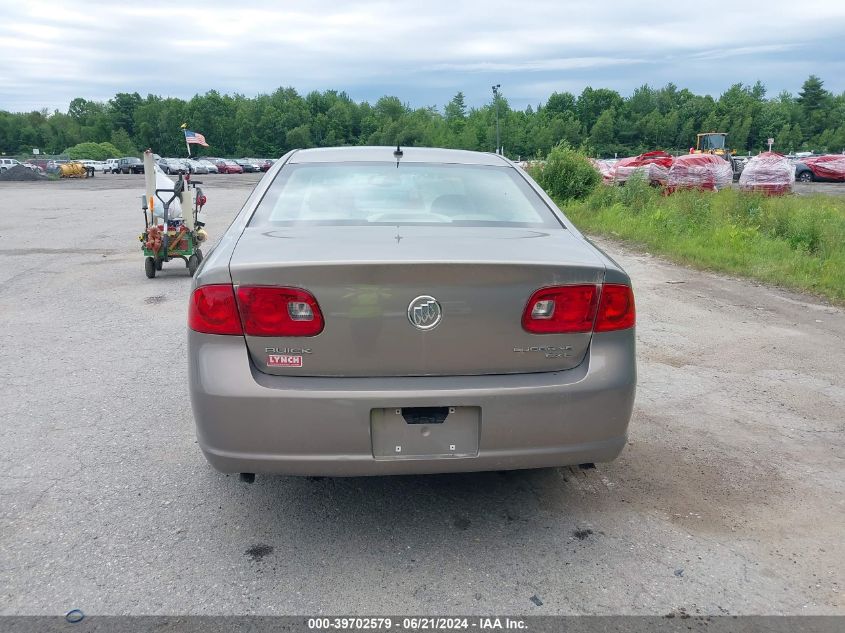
(522, 283, 635, 334)
(188, 285, 243, 335)
(522, 285, 600, 333)
(595, 284, 636, 332)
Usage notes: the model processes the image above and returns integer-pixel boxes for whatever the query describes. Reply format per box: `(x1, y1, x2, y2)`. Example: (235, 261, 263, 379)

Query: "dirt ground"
(0, 174, 842, 615)
(792, 181, 845, 196)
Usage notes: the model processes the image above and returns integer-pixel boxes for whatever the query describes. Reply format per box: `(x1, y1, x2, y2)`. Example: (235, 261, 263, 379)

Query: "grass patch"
(563, 178, 845, 303)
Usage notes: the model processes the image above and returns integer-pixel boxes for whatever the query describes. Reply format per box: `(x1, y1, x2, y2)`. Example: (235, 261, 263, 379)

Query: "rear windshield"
(249, 162, 560, 228)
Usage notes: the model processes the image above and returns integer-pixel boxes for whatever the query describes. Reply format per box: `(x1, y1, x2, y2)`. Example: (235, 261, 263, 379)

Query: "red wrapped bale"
(589, 158, 616, 184)
(738, 152, 794, 195)
(614, 151, 674, 186)
(800, 155, 845, 182)
(667, 153, 733, 193)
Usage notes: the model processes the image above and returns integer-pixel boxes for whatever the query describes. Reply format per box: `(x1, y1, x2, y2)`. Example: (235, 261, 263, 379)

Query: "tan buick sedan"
(188, 147, 636, 477)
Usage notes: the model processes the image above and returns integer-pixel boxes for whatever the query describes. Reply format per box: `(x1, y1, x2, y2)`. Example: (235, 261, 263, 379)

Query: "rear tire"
(187, 254, 199, 276)
(798, 171, 814, 182)
(155, 257, 163, 271)
(195, 248, 204, 263)
(144, 257, 156, 278)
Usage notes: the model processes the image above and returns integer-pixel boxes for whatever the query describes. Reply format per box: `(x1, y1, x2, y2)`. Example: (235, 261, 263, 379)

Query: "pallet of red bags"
(738, 152, 794, 195)
(613, 151, 674, 186)
(666, 154, 733, 193)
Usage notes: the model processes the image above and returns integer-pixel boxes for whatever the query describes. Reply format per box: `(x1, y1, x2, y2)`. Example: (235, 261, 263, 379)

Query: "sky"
(1, 0, 844, 113)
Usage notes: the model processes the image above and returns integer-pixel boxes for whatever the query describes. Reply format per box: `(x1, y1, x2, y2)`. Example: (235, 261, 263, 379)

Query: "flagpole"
(185, 130, 191, 158)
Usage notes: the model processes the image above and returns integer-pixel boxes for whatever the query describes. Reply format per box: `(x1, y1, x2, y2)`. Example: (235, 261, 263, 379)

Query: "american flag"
(184, 129, 209, 147)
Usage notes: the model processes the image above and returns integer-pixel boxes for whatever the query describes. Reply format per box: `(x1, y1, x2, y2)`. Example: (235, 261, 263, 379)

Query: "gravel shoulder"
(0, 175, 842, 615)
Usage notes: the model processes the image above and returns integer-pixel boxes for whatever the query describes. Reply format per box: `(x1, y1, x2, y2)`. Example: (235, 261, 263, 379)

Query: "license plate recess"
(371, 407, 480, 460)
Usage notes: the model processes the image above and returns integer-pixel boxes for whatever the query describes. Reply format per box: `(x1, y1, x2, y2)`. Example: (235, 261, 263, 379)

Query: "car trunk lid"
(229, 225, 606, 377)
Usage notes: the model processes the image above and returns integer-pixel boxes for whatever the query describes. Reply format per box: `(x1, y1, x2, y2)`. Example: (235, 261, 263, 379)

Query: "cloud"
(0, 0, 844, 113)
(428, 57, 648, 73)
(689, 44, 802, 61)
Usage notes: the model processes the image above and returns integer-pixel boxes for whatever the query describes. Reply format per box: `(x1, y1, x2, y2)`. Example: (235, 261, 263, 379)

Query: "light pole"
(491, 84, 501, 154)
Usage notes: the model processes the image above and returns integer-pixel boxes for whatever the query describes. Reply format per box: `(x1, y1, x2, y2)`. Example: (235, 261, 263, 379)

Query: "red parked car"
(795, 155, 845, 182)
(216, 159, 244, 174)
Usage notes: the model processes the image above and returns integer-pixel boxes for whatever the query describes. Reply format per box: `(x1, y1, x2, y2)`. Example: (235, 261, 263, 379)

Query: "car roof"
(288, 146, 511, 166)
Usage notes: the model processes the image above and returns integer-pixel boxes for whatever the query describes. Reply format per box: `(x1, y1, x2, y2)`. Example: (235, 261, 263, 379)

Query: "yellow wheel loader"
(693, 132, 743, 181)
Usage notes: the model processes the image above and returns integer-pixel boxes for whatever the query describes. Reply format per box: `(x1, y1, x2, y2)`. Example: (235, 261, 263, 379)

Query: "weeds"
(564, 185, 845, 303)
(530, 143, 600, 202)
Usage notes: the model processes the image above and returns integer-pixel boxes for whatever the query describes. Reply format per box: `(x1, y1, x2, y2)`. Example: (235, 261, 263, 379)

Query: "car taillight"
(522, 285, 599, 333)
(595, 283, 636, 332)
(236, 286, 324, 337)
(189, 285, 243, 335)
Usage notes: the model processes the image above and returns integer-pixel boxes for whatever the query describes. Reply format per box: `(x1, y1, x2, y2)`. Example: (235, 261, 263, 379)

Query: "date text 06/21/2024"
(306, 617, 527, 630)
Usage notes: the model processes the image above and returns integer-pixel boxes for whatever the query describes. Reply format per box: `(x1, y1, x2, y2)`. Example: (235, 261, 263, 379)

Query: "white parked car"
(0, 158, 22, 172)
(105, 158, 120, 174)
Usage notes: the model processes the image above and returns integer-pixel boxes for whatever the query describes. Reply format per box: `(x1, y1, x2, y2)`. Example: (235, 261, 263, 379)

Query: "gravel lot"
(0, 174, 842, 616)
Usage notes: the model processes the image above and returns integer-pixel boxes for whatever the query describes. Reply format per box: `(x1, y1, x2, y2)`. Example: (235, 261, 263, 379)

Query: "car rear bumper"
(188, 330, 636, 476)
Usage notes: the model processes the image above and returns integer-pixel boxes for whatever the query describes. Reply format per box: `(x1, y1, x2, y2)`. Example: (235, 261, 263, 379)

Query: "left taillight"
(188, 285, 243, 335)
(236, 286, 324, 337)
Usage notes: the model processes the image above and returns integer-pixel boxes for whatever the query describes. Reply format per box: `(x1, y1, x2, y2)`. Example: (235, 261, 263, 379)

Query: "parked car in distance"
(794, 155, 845, 182)
(215, 159, 244, 174)
(236, 159, 260, 173)
(186, 159, 209, 175)
(23, 161, 44, 174)
(246, 159, 264, 172)
(188, 146, 637, 478)
(81, 160, 107, 173)
(260, 159, 274, 172)
(118, 157, 144, 174)
(158, 158, 187, 175)
(198, 160, 219, 174)
(104, 158, 120, 173)
(0, 158, 22, 172)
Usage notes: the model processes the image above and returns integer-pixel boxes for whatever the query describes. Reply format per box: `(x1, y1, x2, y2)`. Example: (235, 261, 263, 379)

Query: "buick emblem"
(407, 295, 442, 331)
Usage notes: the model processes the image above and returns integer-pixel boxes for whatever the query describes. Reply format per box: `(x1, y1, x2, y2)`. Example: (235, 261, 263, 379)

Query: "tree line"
(1, 75, 843, 159)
